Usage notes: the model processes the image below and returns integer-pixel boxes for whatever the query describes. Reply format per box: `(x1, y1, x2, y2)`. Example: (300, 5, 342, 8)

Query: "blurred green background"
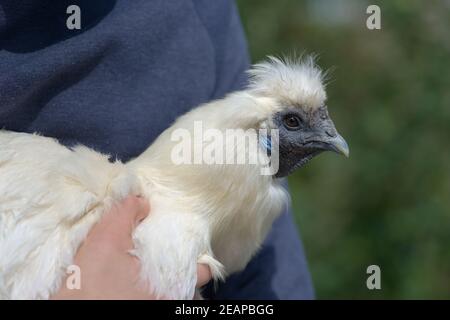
(237, 0, 450, 299)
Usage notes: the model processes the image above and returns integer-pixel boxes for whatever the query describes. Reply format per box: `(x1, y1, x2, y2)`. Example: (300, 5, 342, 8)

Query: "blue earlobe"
(260, 135, 272, 156)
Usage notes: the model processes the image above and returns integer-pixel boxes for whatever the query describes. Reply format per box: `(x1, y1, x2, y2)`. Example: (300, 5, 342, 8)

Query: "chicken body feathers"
(0, 96, 287, 299)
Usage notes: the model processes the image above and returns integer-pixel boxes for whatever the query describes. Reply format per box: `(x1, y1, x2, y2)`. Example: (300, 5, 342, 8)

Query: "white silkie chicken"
(0, 56, 349, 299)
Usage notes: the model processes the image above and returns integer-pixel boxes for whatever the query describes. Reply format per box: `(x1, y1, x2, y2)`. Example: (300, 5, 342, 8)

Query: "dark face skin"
(272, 105, 349, 178)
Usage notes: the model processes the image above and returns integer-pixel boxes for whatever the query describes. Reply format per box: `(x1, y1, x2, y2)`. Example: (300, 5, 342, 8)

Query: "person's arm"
(52, 196, 211, 300)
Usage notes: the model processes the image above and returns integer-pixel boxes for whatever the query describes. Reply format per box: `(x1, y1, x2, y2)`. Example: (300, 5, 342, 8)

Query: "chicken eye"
(283, 114, 302, 130)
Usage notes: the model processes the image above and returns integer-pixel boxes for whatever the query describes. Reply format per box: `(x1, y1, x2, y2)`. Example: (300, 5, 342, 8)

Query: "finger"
(119, 196, 150, 229)
(196, 264, 212, 288)
(86, 196, 150, 248)
(134, 196, 150, 224)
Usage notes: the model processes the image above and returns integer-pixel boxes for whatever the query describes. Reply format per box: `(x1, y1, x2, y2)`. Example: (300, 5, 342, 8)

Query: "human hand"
(52, 196, 211, 299)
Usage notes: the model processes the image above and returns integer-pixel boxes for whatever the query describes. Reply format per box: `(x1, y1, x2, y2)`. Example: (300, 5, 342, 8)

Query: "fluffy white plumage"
(0, 56, 327, 299)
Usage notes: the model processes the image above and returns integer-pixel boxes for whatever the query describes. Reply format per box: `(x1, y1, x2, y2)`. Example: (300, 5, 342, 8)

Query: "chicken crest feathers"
(247, 55, 328, 109)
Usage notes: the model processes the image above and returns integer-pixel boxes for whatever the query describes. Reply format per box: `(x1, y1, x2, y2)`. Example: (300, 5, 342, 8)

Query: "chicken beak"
(325, 133, 349, 157)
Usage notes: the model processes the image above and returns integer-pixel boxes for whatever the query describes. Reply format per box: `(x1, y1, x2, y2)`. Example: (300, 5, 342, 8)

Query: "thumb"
(82, 196, 150, 251)
(120, 196, 150, 228)
(98, 196, 150, 243)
